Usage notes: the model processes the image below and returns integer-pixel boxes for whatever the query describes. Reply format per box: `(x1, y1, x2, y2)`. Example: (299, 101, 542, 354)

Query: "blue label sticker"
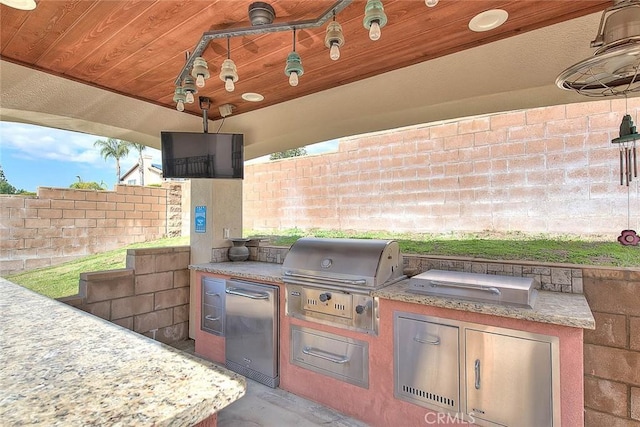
(195, 206, 206, 233)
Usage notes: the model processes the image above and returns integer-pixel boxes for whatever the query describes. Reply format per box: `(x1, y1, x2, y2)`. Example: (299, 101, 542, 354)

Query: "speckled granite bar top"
(190, 261, 283, 284)
(190, 262, 594, 329)
(374, 280, 595, 329)
(0, 278, 246, 427)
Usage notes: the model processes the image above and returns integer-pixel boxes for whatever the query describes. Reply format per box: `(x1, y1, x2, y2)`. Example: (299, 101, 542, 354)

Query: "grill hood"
(282, 237, 403, 289)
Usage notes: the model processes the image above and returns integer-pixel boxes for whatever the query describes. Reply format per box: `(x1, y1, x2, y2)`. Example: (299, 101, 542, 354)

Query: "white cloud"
(0, 122, 160, 169)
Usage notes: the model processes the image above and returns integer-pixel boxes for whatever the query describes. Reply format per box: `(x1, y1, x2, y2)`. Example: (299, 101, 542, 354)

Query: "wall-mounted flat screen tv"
(161, 131, 244, 179)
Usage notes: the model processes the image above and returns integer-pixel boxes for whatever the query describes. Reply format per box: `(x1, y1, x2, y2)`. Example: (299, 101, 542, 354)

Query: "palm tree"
(93, 138, 131, 185)
(129, 142, 147, 186)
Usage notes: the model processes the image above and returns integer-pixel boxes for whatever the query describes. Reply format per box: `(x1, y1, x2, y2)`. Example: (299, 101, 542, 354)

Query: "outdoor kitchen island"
(190, 260, 595, 427)
(0, 278, 245, 427)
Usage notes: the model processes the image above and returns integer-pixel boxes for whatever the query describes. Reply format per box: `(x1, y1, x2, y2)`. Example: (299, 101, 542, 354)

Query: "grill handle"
(302, 346, 350, 364)
(284, 271, 367, 286)
(428, 280, 501, 296)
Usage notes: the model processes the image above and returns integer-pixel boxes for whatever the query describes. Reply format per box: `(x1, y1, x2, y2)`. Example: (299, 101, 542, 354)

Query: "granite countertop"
(0, 278, 246, 426)
(190, 261, 284, 284)
(374, 280, 595, 329)
(190, 261, 594, 329)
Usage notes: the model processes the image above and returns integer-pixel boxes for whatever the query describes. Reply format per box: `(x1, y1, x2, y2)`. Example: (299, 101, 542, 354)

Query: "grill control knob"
(319, 292, 331, 302)
(355, 305, 366, 314)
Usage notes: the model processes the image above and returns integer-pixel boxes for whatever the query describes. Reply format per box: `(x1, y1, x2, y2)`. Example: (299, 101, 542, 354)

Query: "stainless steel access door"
(225, 279, 279, 388)
(464, 328, 554, 427)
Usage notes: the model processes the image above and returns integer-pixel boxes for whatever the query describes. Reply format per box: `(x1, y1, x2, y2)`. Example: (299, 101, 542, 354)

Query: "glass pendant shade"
(182, 76, 197, 104)
(219, 58, 239, 92)
(284, 51, 304, 86)
(172, 86, 186, 112)
(425, 0, 438, 7)
(363, 0, 387, 41)
(325, 20, 345, 61)
(190, 57, 210, 88)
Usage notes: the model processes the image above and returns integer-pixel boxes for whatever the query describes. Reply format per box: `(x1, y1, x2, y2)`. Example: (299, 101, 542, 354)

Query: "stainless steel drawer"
(394, 312, 460, 412)
(290, 325, 368, 388)
(203, 277, 225, 307)
(202, 304, 224, 335)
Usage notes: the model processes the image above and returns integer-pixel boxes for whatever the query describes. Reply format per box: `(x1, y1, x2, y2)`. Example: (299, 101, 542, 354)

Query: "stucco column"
(188, 178, 243, 338)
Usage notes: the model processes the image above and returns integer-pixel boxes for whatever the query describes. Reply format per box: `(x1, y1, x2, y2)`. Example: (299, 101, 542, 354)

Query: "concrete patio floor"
(170, 339, 369, 427)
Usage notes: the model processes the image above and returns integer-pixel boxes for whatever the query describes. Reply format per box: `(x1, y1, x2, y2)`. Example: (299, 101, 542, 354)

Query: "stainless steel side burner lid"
(409, 269, 537, 309)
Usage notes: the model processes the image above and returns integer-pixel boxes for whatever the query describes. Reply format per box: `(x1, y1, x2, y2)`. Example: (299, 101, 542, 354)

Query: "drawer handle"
(413, 335, 440, 345)
(302, 347, 350, 364)
(226, 288, 269, 300)
(205, 292, 221, 297)
(475, 359, 481, 389)
(205, 315, 221, 321)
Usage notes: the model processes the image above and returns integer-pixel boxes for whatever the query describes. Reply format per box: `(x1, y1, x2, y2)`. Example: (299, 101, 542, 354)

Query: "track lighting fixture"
(363, 0, 387, 41)
(284, 29, 304, 86)
(219, 37, 239, 92)
(325, 13, 345, 61)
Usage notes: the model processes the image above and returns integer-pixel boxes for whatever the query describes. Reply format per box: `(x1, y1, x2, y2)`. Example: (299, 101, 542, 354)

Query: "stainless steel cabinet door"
(464, 329, 553, 427)
(225, 281, 279, 380)
(395, 314, 460, 412)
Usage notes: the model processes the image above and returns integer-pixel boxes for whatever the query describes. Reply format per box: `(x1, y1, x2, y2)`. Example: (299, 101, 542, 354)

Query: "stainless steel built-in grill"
(283, 237, 404, 334)
(408, 269, 537, 308)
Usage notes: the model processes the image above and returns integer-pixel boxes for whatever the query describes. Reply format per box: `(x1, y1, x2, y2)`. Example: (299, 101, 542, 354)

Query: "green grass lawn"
(4, 231, 638, 300)
(4, 236, 189, 299)
(249, 229, 640, 267)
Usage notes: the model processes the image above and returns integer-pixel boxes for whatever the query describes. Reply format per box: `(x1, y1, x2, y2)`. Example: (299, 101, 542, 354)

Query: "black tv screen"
(161, 132, 244, 179)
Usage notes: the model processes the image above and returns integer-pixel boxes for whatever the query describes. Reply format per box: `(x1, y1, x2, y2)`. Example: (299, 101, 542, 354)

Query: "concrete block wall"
(61, 246, 190, 344)
(243, 99, 640, 237)
(0, 182, 187, 275)
(583, 268, 640, 426)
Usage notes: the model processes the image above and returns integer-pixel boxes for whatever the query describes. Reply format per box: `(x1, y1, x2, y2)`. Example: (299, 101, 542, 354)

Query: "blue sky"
(0, 122, 161, 192)
(0, 121, 338, 192)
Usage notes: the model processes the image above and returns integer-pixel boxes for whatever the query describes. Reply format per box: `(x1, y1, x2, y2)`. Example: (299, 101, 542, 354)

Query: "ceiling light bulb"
(369, 21, 381, 40)
(425, 0, 438, 7)
(185, 91, 194, 104)
(289, 71, 299, 87)
(176, 100, 185, 112)
(191, 56, 210, 88)
(325, 20, 345, 61)
(225, 77, 235, 92)
(330, 43, 340, 60)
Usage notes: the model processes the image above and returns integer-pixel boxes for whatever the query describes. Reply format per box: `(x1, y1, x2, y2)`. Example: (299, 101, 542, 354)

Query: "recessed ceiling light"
(0, 0, 36, 10)
(241, 92, 264, 102)
(469, 9, 508, 32)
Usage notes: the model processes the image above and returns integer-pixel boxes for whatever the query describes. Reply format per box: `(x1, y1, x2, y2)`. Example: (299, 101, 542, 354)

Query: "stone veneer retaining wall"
(0, 182, 188, 275)
(60, 246, 190, 345)
(243, 99, 640, 237)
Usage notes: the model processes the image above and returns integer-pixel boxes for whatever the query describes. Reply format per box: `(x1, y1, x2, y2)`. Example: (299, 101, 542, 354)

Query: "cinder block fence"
(0, 182, 188, 275)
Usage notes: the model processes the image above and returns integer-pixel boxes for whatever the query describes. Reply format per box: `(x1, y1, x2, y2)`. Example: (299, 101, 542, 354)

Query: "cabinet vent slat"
(401, 384, 455, 407)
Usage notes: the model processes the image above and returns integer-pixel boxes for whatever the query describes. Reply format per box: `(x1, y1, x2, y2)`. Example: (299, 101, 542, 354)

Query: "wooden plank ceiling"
(1, 0, 610, 121)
